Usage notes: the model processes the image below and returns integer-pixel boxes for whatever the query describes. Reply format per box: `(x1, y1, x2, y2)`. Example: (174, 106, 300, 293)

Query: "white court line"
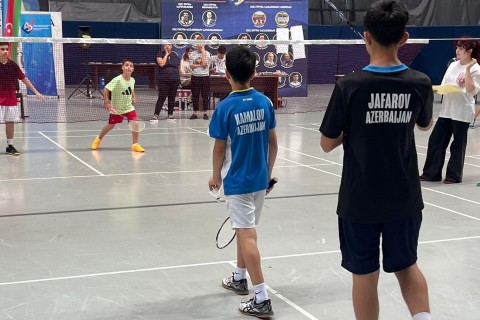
(0, 235, 478, 288)
(279, 156, 342, 178)
(188, 127, 209, 135)
(277, 153, 480, 222)
(19, 126, 211, 134)
(227, 261, 320, 320)
(423, 187, 480, 206)
(42, 131, 200, 138)
(416, 144, 480, 163)
(288, 124, 319, 132)
(38, 132, 104, 176)
(0, 164, 310, 183)
(424, 201, 480, 221)
(279, 146, 341, 165)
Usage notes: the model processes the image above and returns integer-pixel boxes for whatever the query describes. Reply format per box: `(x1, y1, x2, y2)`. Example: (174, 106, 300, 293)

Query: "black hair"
(456, 37, 480, 61)
(121, 59, 134, 66)
(217, 45, 227, 54)
(226, 46, 256, 84)
(183, 46, 194, 60)
(363, 0, 409, 47)
(0, 42, 9, 47)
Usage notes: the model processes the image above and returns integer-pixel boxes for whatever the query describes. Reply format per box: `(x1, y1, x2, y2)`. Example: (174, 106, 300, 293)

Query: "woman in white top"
(180, 47, 193, 87)
(421, 38, 480, 183)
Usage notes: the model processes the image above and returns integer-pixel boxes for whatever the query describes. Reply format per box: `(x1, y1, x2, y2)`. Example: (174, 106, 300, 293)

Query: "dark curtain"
(50, 0, 161, 22)
(310, 0, 480, 26)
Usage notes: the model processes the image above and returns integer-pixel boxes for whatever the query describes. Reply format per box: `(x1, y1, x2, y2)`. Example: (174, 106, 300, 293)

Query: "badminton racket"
(323, 0, 365, 40)
(214, 177, 278, 249)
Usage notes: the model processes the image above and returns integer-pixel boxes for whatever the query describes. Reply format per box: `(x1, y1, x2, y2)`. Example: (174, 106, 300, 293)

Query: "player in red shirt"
(0, 42, 44, 155)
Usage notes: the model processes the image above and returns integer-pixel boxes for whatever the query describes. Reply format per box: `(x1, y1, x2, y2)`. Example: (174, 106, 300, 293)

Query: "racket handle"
(268, 177, 278, 189)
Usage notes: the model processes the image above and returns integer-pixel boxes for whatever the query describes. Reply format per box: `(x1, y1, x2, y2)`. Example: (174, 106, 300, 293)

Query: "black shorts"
(338, 213, 422, 275)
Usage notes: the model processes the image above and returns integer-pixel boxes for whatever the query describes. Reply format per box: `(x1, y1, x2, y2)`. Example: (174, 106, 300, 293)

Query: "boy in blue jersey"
(208, 46, 278, 318)
(320, 1, 432, 320)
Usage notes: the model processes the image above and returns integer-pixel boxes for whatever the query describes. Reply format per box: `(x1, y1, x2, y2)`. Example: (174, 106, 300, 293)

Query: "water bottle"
(99, 77, 105, 90)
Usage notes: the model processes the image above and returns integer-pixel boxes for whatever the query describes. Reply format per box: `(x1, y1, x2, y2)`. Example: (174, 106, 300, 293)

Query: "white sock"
(413, 312, 431, 320)
(7, 139, 13, 146)
(253, 283, 268, 303)
(233, 267, 247, 281)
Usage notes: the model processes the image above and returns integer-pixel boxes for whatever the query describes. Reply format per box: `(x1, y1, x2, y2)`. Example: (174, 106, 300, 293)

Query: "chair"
(176, 85, 191, 111)
(16, 80, 27, 119)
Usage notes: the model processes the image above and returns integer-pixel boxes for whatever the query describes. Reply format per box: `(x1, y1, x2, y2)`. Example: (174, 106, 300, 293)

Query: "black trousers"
(155, 79, 179, 116)
(421, 117, 470, 182)
(191, 76, 210, 111)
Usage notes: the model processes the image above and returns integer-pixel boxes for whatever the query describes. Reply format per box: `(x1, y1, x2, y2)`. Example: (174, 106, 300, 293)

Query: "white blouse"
(440, 60, 480, 123)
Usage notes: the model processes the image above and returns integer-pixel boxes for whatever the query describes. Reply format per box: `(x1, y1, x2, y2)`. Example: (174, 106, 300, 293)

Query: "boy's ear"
(225, 69, 231, 80)
(249, 69, 256, 81)
(398, 32, 409, 47)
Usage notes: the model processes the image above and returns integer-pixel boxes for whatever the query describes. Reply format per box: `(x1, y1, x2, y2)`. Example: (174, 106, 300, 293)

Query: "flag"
(3, 0, 21, 61)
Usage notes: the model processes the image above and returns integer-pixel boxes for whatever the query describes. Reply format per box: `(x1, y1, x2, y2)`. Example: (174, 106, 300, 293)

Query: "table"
(209, 75, 279, 109)
(88, 62, 157, 88)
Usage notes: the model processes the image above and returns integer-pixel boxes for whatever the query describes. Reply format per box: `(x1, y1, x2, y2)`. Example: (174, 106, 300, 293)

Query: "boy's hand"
(208, 176, 222, 191)
(105, 104, 114, 112)
(132, 97, 137, 105)
(266, 177, 278, 195)
(35, 92, 45, 101)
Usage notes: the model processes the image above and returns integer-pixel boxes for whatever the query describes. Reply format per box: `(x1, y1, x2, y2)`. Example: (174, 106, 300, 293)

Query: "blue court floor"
(0, 100, 479, 319)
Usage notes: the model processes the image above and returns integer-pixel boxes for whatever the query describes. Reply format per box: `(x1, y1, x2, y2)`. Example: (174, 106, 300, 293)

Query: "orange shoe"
(91, 136, 101, 150)
(132, 143, 145, 152)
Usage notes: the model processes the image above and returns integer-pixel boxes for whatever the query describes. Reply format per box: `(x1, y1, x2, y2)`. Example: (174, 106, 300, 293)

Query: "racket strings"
(216, 218, 236, 249)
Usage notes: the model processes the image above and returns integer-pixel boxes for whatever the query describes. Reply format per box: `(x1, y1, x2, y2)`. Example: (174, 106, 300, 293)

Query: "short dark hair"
(217, 45, 227, 54)
(226, 46, 256, 84)
(122, 59, 134, 66)
(0, 42, 9, 47)
(363, 0, 409, 47)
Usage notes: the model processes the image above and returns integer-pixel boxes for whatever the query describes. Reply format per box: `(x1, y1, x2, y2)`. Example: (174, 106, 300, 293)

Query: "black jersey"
(320, 65, 433, 224)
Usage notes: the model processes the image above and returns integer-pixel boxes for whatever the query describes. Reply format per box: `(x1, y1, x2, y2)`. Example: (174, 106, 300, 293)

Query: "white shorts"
(225, 191, 266, 229)
(0, 105, 21, 122)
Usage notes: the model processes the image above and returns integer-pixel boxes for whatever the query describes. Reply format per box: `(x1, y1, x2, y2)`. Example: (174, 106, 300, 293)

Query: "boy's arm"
(209, 139, 226, 190)
(103, 88, 113, 111)
(131, 88, 137, 105)
(320, 133, 343, 153)
(21, 77, 44, 100)
(268, 128, 278, 180)
(417, 119, 433, 131)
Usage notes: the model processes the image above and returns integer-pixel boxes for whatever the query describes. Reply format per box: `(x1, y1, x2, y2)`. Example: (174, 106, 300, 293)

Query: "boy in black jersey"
(319, 1, 433, 320)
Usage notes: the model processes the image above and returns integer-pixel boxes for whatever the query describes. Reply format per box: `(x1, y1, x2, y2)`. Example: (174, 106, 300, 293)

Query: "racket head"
(128, 118, 146, 132)
(216, 216, 236, 249)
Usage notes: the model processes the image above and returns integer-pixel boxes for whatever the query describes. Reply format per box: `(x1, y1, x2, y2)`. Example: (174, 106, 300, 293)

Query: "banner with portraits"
(161, 0, 308, 97)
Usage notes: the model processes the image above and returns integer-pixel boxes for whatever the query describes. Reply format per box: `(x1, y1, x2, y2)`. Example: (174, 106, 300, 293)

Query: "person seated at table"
(209, 45, 227, 75)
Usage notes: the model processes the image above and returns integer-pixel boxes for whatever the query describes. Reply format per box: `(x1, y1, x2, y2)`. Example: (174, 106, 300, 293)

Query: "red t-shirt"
(0, 60, 26, 106)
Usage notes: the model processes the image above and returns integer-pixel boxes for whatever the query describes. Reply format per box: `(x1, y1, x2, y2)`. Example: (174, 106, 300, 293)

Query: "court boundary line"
(0, 164, 319, 183)
(38, 132, 104, 176)
(0, 235, 478, 288)
(226, 261, 320, 320)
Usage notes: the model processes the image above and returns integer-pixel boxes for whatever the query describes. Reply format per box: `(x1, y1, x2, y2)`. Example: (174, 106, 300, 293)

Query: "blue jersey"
(209, 88, 276, 195)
